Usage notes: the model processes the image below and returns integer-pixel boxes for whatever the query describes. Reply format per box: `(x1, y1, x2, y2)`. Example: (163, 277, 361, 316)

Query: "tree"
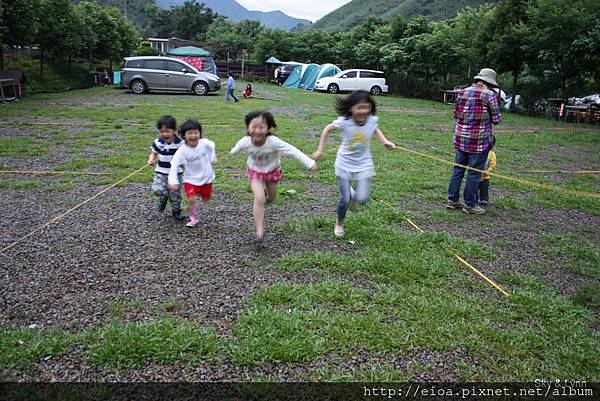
(525, 0, 600, 96)
(484, 0, 530, 111)
(171, 0, 217, 41)
(0, 0, 40, 69)
(73, 1, 100, 69)
(36, 0, 72, 78)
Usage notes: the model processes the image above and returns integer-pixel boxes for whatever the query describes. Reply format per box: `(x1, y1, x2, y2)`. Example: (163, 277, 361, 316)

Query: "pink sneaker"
(186, 206, 199, 227)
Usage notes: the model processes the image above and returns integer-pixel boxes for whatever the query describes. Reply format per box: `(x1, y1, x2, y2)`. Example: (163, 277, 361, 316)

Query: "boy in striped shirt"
(148, 115, 186, 220)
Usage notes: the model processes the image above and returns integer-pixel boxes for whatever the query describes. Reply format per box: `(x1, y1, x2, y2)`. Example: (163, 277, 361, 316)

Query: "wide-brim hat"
(474, 68, 498, 88)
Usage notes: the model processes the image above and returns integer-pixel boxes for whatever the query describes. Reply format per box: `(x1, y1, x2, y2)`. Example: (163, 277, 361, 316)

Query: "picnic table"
(565, 104, 597, 124)
(0, 78, 16, 103)
(440, 89, 460, 104)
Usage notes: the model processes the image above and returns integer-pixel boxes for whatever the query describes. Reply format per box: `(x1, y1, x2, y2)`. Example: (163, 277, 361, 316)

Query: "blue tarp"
(265, 56, 282, 64)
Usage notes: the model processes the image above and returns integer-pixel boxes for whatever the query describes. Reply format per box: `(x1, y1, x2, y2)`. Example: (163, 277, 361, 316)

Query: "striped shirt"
(151, 136, 183, 175)
(453, 83, 501, 153)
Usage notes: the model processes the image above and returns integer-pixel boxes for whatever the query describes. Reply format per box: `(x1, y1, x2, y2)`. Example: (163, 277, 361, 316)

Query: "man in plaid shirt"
(447, 68, 501, 215)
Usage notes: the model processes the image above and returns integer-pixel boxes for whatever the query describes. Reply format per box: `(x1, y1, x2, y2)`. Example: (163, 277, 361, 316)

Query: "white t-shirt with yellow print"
(333, 115, 378, 178)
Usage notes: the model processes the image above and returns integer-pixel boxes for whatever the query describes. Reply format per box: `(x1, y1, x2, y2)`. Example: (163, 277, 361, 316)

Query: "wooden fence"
(215, 62, 275, 81)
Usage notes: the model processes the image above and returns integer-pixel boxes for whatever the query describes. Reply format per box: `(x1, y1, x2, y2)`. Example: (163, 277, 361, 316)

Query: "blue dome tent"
(283, 63, 342, 90)
(304, 64, 341, 90)
(298, 64, 319, 89)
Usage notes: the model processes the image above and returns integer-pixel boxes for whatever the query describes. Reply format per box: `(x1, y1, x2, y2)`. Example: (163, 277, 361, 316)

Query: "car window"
(341, 71, 357, 78)
(359, 71, 376, 78)
(144, 60, 166, 70)
(166, 61, 187, 72)
(126, 59, 145, 69)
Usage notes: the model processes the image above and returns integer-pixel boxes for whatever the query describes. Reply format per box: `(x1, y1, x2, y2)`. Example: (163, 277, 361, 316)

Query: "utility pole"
(241, 48, 247, 79)
(124, 0, 128, 19)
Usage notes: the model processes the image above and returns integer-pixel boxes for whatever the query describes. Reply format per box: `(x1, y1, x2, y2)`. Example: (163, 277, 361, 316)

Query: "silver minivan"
(120, 56, 221, 96)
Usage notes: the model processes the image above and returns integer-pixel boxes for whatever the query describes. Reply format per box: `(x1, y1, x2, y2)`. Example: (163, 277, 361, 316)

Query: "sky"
(236, 0, 353, 22)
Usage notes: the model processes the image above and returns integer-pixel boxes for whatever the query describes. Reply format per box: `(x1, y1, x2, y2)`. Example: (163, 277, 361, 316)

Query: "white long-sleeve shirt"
(168, 139, 216, 186)
(230, 135, 315, 173)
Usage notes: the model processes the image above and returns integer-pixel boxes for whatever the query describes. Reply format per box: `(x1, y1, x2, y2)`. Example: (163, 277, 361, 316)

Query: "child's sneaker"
(462, 204, 486, 215)
(446, 199, 464, 210)
(186, 217, 198, 228)
(156, 197, 168, 212)
(172, 210, 187, 221)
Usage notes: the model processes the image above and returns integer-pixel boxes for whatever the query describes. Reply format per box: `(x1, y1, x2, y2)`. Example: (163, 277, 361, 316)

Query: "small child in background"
(226, 73, 240, 103)
(167, 119, 217, 228)
(230, 110, 316, 243)
(148, 115, 185, 220)
(478, 134, 496, 206)
(243, 84, 253, 98)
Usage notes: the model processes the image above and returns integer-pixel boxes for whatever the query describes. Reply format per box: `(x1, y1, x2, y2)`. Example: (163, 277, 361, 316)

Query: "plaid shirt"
(453, 83, 501, 153)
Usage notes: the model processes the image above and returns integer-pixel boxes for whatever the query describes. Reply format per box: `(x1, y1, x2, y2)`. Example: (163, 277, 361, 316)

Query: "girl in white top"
(230, 110, 317, 243)
(168, 119, 217, 228)
(313, 91, 396, 238)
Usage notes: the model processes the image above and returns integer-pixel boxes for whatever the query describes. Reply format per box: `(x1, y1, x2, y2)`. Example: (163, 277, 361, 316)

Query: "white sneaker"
(334, 226, 345, 238)
(186, 219, 198, 228)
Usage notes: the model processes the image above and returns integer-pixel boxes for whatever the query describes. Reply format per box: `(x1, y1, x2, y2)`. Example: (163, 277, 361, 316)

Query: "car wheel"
(370, 86, 382, 96)
(193, 81, 208, 96)
(130, 79, 146, 94)
(328, 83, 339, 94)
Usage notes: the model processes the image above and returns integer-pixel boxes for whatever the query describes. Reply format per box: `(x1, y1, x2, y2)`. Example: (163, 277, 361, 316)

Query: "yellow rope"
(0, 164, 149, 255)
(378, 199, 510, 297)
(0, 170, 112, 176)
(396, 145, 600, 199)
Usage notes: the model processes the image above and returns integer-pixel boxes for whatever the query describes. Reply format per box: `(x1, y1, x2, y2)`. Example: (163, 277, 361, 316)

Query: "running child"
(230, 110, 317, 242)
(167, 119, 217, 228)
(148, 115, 185, 220)
(313, 90, 396, 238)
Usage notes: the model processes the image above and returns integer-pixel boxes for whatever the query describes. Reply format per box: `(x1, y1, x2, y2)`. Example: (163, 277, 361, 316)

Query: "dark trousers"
(448, 149, 489, 207)
(478, 179, 490, 202)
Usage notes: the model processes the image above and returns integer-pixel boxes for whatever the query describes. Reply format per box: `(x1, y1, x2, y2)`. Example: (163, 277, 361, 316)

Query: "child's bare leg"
(251, 180, 266, 239)
(187, 196, 199, 227)
(265, 181, 278, 204)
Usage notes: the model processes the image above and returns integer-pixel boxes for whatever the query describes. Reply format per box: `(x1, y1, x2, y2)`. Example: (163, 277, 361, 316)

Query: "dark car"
(275, 64, 300, 85)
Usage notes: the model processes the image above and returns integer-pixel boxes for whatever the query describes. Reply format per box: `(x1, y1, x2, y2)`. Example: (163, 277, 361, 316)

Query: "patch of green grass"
(493, 195, 528, 210)
(86, 318, 222, 367)
(0, 178, 41, 190)
(571, 284, 600, 310)
(160, 299, 183, 313)
(0, 136, 50, 158)
(0, 327, 77, 368)
(541, 234, 600, 279)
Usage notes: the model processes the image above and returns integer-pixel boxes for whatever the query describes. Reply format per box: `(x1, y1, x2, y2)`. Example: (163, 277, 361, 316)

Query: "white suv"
(314, 69, 388, 95)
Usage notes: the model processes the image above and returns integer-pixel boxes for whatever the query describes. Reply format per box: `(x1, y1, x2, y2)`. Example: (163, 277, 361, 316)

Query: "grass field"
(0, 83, 599, 381)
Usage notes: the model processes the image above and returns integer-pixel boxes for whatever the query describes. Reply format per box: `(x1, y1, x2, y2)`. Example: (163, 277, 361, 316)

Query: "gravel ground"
(2, 175, 597, 381)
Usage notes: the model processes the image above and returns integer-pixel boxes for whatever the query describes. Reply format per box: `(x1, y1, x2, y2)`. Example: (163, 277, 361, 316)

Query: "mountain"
(155, 0, 311, 31)
(311, 0, 498, 31)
